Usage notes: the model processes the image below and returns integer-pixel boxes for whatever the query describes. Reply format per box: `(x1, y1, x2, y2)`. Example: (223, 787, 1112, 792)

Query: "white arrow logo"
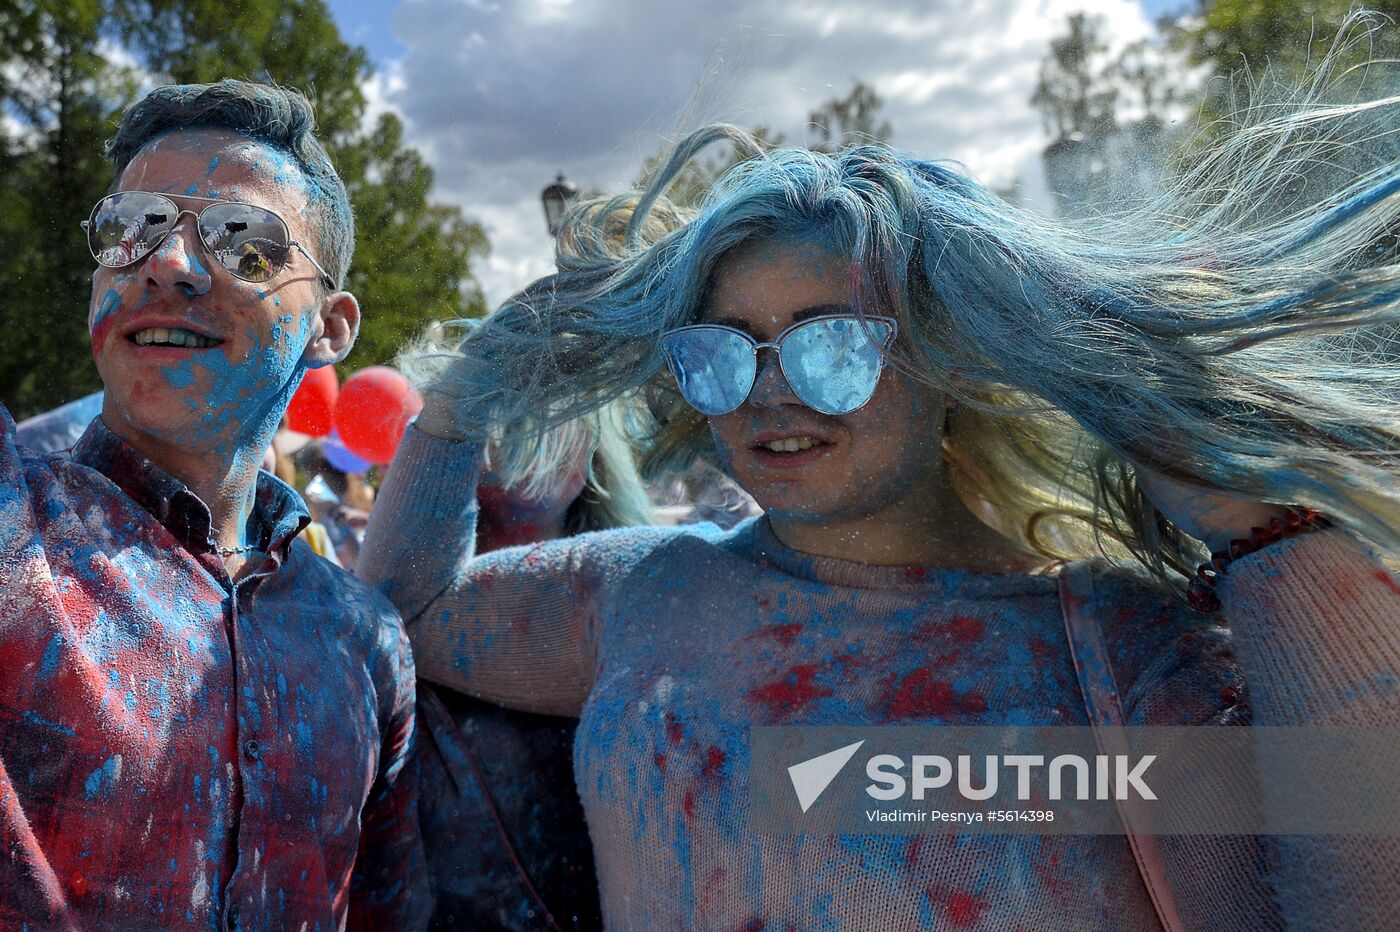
(788, 740, 866, 812)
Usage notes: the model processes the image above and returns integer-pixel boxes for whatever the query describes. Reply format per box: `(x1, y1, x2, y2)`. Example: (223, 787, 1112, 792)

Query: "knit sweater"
(360, 426, 1400, 931)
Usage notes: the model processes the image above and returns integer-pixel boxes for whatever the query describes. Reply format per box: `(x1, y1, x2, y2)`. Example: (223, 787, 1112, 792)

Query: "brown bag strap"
(1058, 565, 1185, 932)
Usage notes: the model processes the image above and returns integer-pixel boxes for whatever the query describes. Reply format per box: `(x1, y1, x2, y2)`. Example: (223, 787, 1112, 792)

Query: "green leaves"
(0, 0, 489, 417)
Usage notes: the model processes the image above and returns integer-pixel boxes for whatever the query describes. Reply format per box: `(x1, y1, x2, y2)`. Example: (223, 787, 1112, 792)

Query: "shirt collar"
(72, 416, 310, 561)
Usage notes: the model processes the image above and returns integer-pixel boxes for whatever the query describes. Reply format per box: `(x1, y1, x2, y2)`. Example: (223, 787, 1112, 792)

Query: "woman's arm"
(1136, 468, 1400, 725)
(1137, 469, 1400, 926)
(1219, 527, 1400, 722)
(358, 420, 601, 716)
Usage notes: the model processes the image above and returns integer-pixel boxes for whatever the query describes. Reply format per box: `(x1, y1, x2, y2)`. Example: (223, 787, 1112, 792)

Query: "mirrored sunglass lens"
(781, 318, 890, 414)
(663, 329, 756, 415)
(88, 193, 177, 267)
(199, 203, 291, 283)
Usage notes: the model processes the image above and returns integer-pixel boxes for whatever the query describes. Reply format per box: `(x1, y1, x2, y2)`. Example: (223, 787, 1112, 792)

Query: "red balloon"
(285, 366, 339, 437)
(333, 367, 424, 465)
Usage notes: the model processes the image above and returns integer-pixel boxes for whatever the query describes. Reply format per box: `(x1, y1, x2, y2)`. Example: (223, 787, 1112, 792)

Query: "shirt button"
(242, 739, 261, 761)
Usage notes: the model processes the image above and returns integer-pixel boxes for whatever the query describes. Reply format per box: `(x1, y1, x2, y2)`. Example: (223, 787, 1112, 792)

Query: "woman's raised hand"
(1135, 467, 1293, 553)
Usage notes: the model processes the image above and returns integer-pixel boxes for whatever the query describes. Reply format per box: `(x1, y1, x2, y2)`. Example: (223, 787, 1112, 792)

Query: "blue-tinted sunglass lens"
(780, 318, 890, 414)
(663, 328, 756, 415)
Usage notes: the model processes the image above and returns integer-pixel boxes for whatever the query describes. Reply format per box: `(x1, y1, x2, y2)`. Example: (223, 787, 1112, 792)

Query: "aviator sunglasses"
(81, 191, 337, 289)
(661, 313, 898, 416)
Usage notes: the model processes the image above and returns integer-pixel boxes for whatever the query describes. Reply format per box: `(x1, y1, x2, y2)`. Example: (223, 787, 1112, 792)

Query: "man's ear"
(302, 290, 360, 367)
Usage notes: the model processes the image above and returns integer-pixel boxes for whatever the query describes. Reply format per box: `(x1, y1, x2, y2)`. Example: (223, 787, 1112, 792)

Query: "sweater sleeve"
(1217, 527, 1400, 726)
(1211, 528, 1400, 928)
(359, 425, 690, 718)
(1082, 551, 1400, 930)
(359, 425, 602, 716)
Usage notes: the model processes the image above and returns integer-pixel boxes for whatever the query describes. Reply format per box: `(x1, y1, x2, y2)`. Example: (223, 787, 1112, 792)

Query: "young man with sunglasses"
(0, 81, 428, 929)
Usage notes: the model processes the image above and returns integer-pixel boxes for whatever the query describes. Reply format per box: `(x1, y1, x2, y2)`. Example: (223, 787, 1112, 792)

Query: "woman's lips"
(748, 435, 835, 468)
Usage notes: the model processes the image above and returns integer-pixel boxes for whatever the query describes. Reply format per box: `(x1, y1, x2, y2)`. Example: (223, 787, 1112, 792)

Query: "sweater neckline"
(750, 515, 1060, 599)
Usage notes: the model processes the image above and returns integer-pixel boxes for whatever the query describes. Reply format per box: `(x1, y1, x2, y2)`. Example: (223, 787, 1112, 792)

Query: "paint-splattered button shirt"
(0, 408, 429, 930)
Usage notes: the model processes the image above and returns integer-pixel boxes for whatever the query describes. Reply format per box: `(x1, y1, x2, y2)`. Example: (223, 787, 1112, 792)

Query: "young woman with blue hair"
(361, 30, 1400, 929)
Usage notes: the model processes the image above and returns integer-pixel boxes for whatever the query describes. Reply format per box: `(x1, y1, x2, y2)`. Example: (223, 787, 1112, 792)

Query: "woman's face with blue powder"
(701, 237, 949, 526)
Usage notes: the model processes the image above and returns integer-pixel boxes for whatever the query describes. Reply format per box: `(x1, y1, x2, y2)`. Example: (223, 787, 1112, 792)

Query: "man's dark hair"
(107, 80, 352, 290)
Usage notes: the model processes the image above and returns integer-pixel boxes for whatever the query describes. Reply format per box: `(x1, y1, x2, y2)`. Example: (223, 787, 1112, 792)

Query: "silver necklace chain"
(216, 542, 260, 557)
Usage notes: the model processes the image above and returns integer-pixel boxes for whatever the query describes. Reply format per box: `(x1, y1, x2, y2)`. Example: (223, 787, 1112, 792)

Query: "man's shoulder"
(281, 538, 408, 648)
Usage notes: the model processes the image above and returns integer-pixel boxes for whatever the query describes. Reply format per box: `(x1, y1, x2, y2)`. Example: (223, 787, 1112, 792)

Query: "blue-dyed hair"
(412, 15, 1400, 585)
(107, 80, 352, 289)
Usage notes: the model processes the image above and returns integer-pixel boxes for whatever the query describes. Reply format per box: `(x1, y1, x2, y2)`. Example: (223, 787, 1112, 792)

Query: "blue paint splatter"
(38, 633, 61, 679)
(84, 755, 121, 800)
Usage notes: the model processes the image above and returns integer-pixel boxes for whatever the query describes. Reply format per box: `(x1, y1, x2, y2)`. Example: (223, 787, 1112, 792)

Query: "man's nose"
(144, 219, 213, 297)
(747, 347, 802, 410)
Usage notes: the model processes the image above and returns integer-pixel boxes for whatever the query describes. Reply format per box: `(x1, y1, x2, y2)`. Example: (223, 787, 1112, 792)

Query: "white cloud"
(370, 0, 1157, 305)
(360, 58, 407, 135)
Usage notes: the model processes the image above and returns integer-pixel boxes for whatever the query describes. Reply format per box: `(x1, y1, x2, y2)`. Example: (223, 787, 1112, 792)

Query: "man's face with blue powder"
(89, 128, 356, 461)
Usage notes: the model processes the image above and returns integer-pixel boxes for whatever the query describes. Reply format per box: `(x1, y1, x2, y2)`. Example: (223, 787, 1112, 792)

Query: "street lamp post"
(541, 172, 579, 236)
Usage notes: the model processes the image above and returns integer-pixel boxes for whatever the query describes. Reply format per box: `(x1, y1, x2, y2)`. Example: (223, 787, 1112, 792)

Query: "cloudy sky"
(326, 0, 1183, 306)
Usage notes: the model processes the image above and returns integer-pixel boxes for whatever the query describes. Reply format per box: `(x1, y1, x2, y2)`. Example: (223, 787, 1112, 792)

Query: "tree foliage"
(0, 0, 487, 418)
(336, 112, 489, 368)
(806, 80, 892, 152)
(1030, 13, 1119, 140)
(0, 0, 135, 415)
(1030, 13, 1192, 217)
(1188, 0, 1400, 78)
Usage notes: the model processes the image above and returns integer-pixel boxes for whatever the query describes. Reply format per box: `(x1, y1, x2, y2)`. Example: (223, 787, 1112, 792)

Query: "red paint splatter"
(1038, 851, 1066, 898)
(683, 788, 696, 819)
(654, 753, 667, 772)
(831, 652, 872, 685)
(884, 668, 957, 720)
(746, 622, 803, 647)
(963, 692, 988, 714)
(664, 711, 684, 745)
(698, 866, 728, 915)
(946, 891, 986, 926)
(947, 615, 984, 642)
(89, 316, 117, 358)
(904, 566, 928, 583)
(701, 744, 726, 778)
(903, 835, 925, 865)
(70, 872, 88, 898)
(1220, 686, 1240, 706)
(1376, 570, 1400, 597)
(746, 664, 832, 718)
(741, 919, 766, 932)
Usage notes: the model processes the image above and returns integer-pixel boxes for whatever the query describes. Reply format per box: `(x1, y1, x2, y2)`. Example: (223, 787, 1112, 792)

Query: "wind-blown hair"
(107, 80, 352, 290)
(411, 15, 1400, 588)
(403, 318, 655, 535)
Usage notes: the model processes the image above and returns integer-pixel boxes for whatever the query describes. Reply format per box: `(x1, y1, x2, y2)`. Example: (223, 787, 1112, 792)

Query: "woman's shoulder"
(562, 515, 758, 579)
(1063, 559, 1244, 725)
